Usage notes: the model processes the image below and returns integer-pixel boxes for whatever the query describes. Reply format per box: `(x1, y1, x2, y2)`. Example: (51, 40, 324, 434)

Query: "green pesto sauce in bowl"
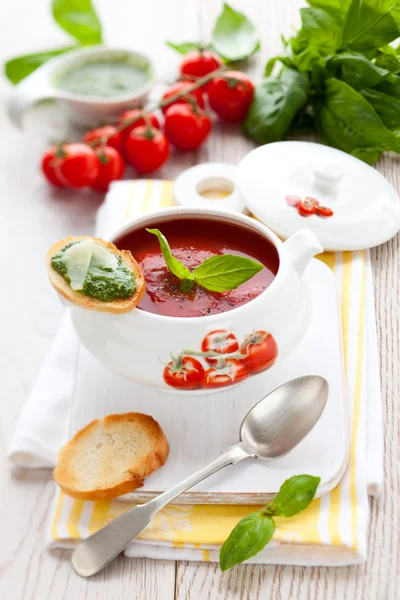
(52, 242, 136, 302)
(55, 55, 152, 98)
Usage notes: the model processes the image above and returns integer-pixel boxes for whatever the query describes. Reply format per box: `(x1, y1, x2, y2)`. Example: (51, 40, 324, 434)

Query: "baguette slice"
(46, 236, 145, 314)
(54, 413, 169, 500)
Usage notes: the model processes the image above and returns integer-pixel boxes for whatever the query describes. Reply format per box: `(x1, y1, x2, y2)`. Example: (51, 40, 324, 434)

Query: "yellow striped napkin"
(43, 180, 381, 566)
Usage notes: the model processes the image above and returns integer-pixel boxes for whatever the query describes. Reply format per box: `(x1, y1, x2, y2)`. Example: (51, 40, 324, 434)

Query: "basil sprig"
(244, 0, 400, 165)
(4, 0, 102, 84)
(146, 228, 263, 293)
(166, 2, 260, 62)
(220, 474, 320, 571)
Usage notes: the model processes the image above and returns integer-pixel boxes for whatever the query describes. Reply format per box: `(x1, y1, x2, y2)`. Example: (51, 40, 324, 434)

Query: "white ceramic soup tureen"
(67, 207, 322, 394)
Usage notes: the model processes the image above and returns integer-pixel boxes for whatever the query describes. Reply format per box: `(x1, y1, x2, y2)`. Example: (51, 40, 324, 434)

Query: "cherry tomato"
(119, 109, 160, 143)
(163, 355, 205, 389)
(53, 143, 99, 189)
(316, 205, 334, 217)
(201, 330, 239, 365)
(161, 81, 204, 115)
(41, 147, 64, 187)
(83, 126, 123, 154)
(164, 104, 211, 151)
(297, 200, 316, 217)
(204, 359, 248, 388)
(91, 147, 125, 193)
(207, 71, 255, 122)
(180, 49, 222, 79)
(239, 331, 278, 374)
(125, 126, 170, 174)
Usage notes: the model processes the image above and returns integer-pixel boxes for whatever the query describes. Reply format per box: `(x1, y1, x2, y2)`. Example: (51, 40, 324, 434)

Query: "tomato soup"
(114, 217, 279, 318)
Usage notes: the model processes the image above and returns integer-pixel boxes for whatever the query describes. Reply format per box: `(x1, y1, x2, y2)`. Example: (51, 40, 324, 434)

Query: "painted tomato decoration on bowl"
(163, 355, 205, 390)
(163, 329, 278, 390)
(239, 330, 278, 374)
(201, 329, 239, 364)
(204, 359, 248, 388)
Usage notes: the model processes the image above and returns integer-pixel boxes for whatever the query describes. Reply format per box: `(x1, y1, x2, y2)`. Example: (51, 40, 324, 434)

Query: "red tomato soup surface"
(114, 217, 279, 318)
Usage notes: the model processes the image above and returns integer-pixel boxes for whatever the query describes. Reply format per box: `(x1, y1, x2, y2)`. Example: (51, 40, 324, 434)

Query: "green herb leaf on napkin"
(219, 474, 321, 570)
(165, 42, 203, 55)
(220, 512, 275, 571)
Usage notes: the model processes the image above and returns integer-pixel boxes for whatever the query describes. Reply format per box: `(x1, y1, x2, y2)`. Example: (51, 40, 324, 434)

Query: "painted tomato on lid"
(201, 330, 239, 364)
(203, 359, 248, 388)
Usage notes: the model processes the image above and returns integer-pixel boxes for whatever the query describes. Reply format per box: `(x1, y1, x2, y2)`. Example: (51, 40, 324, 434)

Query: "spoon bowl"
(240, 375, 329, 459)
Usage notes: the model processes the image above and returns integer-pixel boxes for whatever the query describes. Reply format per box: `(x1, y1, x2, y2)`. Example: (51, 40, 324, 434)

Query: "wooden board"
(69, 259, 348, 504)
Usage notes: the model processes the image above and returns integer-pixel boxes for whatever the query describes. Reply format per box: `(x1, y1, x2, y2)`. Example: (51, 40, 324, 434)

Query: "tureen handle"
(7, 74, 55, 129)
(284, 229, 323, 276)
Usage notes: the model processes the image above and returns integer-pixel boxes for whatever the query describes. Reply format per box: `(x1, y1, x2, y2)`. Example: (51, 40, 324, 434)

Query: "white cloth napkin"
(8, 180, 383, 566)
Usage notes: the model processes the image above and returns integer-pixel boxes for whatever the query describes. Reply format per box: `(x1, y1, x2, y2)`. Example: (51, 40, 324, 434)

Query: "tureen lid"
(236, 141, 400, 251)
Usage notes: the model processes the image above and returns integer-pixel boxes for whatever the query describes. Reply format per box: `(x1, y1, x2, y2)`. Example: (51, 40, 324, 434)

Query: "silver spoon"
(72, 375, 328, 577)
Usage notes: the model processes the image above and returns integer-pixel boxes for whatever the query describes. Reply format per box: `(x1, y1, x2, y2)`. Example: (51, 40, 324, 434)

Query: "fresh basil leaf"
(193, 254, 263, 293)
(292, 8, 342, 54)
(377, 77, 400, 98)
(265, 55, 295, 76)
(320, 78, 398, 162)
(52, 0, 102, 44)
(269, 475, 321, 517)
(293, 46, 329, 73)
(146, 229, 193, 281)
(211, 2, 260, 61)
(243, 68, 309, 144)
(341, 0, 400, 51)
(328, 51, 394, 88)
(4, 46, 76, 84)
(375, 46, 400, 73)
(166, 42, 202, 55)
(219, 512, 275, 571)
(306, 0, 351, 25)
(360, 87, 400, 128)
(351, 147, 383, 163)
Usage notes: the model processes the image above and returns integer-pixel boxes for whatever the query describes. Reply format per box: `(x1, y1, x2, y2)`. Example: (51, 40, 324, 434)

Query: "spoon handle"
(72, 443, 248, 577)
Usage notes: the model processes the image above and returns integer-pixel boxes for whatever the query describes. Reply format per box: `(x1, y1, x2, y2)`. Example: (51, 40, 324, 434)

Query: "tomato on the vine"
(41, 147, 64, 187)
(53, 143, 99, 189)
(204, 359, 248, 388)
(180, 49, 222, 79)
(83, 125, 124, 154)
(207, 71, 255, 122)
(161, 81, 204, 115)
(163, 355, 205, 389)
(164, 104, 211, 151)
(91, 147, 125, 193)
(201, 330, 239, 365)
(239, 331, 278, 374)
(119, 109, 160, 142)
(125, 126, 170, 174)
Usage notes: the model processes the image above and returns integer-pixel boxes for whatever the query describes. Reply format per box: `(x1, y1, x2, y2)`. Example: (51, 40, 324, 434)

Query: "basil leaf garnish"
(52, 0, 102, 44)
(192, 254, 263, 292)
(211, 3, 260, 61)
(219, 512, 275, 571)
(219, 474, 320, 570)
(266, 475, 321, 518)
(4, 47, 77, 84)
(146, 229, 193, 282)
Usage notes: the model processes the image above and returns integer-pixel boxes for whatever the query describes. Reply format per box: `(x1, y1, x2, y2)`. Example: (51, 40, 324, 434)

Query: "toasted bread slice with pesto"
(47, 236, 145, 314)
(54, 413, 169, 500)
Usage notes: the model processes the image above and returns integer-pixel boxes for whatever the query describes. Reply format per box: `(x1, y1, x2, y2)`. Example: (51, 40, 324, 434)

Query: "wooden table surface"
(0, 1, 399, 598)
